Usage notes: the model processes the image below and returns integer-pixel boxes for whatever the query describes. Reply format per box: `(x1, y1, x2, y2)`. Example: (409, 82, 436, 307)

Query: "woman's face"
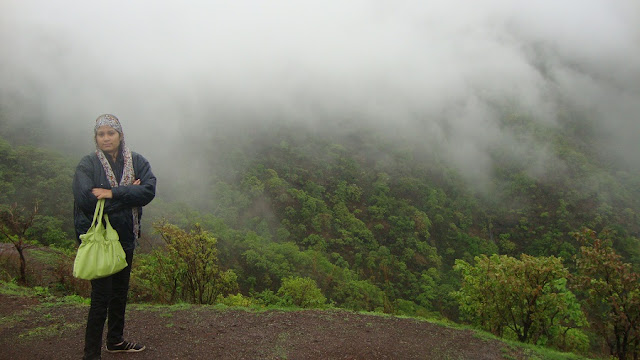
(95, 125, 121, 153)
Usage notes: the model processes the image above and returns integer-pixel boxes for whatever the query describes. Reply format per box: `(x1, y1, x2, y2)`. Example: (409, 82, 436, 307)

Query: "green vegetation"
(1, 110, 640, 359)
(133, 222, 238, 304)
(573, 229, 640, 360)
(454, 254, 588, 352)
(0, 281, 86, 341)
(277, 276, 327, 308)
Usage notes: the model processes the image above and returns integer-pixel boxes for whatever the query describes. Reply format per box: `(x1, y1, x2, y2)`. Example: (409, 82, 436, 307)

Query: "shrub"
(332, 279, 384, 312)
(218, 293, 254, 307)
(53, 248, 90, 297)
(252, 289, 282, 307)
(131, 222, 238, 304)
(573, 228, 640, 360)
(277, 276, 327, 308)
(454, 254, 586, 346)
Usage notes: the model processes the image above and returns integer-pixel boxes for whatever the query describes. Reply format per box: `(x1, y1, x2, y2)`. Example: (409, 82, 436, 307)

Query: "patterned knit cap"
(94, 114, 123, 135)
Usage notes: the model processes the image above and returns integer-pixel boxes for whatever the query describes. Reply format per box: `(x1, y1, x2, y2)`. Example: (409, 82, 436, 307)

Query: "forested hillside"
(1, 111, 639, 358)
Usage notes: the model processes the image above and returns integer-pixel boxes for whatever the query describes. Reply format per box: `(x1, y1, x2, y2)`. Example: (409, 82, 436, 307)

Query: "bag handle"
(90, 199, 106, 228)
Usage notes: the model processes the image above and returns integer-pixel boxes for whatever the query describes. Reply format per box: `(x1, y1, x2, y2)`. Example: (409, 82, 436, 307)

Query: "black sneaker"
(106, 341, 146, 353)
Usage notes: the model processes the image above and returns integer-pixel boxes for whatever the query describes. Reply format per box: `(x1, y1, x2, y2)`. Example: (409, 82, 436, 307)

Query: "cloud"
(1, 0, 638, 184)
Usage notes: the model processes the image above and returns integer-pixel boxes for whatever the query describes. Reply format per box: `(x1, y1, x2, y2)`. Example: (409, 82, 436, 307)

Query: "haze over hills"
(0, 1, 639, 187)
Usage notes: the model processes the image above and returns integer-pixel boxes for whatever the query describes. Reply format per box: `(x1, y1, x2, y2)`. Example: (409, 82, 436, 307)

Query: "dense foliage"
(573, 229, 640, 360)
(0, 136, 75, 247)
(2, 111, 640, 358)
(454, 254, 587, 352)
(133, 222, 238, 304)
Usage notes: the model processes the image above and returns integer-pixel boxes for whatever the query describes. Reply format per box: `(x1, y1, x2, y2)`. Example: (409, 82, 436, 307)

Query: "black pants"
(83, 250, 134, 360)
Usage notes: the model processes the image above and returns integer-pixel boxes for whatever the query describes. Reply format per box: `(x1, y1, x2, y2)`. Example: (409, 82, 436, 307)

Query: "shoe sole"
(106, 346, 146, 353)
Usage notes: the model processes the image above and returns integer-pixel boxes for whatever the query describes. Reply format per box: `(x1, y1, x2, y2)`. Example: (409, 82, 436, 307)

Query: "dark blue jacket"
(72, 151, 156, 251)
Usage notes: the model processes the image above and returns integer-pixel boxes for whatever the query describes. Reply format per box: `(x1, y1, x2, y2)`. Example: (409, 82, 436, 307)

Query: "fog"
(1, 1, 639, 191)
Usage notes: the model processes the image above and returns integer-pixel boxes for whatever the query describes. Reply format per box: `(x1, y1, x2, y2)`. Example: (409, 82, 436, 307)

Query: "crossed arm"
(92, 179, 141, 199)
(73, 154, 156, 215)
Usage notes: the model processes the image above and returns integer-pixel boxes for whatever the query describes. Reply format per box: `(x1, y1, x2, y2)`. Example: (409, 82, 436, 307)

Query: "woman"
(73, 114, 156, 360)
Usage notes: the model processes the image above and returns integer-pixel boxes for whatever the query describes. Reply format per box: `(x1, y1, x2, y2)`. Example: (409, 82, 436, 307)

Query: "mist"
(1, 0, 639, 193)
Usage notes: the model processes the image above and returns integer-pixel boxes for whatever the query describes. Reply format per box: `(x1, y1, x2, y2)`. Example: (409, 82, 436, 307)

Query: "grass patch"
(27, 249, 59, 266)
(28, 288, 92, 308)
(0, 309, 31, 327)
(18, 322, 83, 340)
(130, 301, 193, 312)
(0, 281, 65, 303)
(520, 346, 592, 360)
(470, 331, 592, 360)
(0, 280, 35, 296)
(273, 331, 290, 359)
(58, 294, 91, 306)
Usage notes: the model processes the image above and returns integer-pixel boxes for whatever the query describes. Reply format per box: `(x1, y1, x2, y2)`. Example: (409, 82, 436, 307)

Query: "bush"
(453, 254, 586, 346)
(252, 289, 282, 307)
(573, 229, 640, 360)
(277, 276, 327, 308)
(217, 293, 254, 307)
(130, 251, 179, 303)
(549, 328, 590, 355)
(332, 279, 384, 312)
(53, 247, 90, 297)
(131, 222, 238, 304)
(394, 299, 431, 318)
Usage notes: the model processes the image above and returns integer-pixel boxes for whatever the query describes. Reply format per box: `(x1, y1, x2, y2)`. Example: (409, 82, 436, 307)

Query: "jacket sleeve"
(108, 153, 156, 209)
(72, 155, 98, 214)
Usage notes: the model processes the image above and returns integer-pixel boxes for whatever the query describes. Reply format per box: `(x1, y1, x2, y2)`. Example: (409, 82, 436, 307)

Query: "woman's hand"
(133, 179, 141, 185)
(92, 188, 113, 199)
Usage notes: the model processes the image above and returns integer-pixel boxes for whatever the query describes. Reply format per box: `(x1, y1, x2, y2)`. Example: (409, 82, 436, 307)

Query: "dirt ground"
(0, 293, 535, 360)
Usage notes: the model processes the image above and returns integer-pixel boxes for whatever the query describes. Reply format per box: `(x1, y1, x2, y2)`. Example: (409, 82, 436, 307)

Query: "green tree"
(241, 235, 299, 291)
(277, 276, 327, 308)
(573, 228, 640, 360)
(332, 279, 385, 312)
(135, 222, 237, 304)
(26, 215, 72, 247)
(454, 254, 586, 346)
(0, 138, 74, 239)
(0, 202, 39, 284)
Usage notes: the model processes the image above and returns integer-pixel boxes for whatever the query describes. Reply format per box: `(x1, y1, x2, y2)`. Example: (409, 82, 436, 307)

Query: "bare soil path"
(0, 293, 531, 360)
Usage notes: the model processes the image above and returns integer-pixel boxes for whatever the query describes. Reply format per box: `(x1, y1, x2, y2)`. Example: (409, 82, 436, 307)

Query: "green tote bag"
(73, 199, 128, 280)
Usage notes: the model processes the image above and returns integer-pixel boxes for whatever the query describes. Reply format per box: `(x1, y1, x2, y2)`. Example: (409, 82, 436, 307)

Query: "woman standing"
(73, 114, 156, 360)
